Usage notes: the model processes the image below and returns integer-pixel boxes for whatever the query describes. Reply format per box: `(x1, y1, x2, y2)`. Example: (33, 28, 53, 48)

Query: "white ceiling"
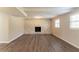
(0, 7, 74, 18)
(17, 7, 73, 18)
(0, 7, 24, 17)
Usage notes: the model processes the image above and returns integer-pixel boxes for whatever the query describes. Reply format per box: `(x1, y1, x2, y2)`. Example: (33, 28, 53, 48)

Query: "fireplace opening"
(35, 27, 41, 32)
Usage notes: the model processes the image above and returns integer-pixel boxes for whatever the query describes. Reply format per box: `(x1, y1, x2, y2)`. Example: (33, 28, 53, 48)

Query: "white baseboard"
(52, 34, 79, 49)
(62, 39, 79, 49)
(9, 33, 24, 43)
(0, 33, 24, 43)
(0, 41, 10, 43)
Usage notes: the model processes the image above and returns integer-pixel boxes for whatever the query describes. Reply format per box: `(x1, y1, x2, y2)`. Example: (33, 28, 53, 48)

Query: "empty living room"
(0, 7, 79, 52)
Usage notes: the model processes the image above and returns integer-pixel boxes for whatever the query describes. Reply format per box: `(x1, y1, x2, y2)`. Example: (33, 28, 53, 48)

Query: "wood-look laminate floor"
(0, 34, 79, 52)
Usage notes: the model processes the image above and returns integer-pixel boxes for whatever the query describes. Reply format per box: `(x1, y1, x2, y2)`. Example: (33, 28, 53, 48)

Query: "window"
(55, 19, 60, 28)
(70, 14, 79, 29)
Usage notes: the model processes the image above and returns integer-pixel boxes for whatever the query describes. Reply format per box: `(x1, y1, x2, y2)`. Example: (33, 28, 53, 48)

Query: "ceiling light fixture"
(34, 16, 43, 18)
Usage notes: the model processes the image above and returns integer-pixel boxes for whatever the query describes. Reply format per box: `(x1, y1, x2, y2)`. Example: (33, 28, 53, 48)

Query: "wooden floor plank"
(0, 34, 79, 52)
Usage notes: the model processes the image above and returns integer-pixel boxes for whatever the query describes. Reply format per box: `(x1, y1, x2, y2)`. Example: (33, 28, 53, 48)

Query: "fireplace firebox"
(35, 27, 41, 32)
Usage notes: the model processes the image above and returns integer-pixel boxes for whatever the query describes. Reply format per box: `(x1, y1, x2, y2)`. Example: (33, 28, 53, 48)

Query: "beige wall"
(51, 8, 79, 48)
(25, 18, 51, 34)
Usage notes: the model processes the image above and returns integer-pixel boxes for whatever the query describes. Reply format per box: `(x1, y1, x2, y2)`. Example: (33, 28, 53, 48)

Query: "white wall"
(0, 7, 25, 43)
(0, 14, 25, 43)
(9, 16, 24, 42)
(25, 18, 51, 34)
(0, 14, 10, 43)
(51, 8, 79, 48)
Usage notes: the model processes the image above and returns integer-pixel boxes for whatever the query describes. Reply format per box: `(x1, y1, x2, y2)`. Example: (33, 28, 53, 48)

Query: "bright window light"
(70, 14, 79, 29)
(55, 18, 60, 28)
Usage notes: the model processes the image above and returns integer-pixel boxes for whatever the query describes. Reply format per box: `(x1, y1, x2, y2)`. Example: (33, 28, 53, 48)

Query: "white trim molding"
(0, 33, 24, 43)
